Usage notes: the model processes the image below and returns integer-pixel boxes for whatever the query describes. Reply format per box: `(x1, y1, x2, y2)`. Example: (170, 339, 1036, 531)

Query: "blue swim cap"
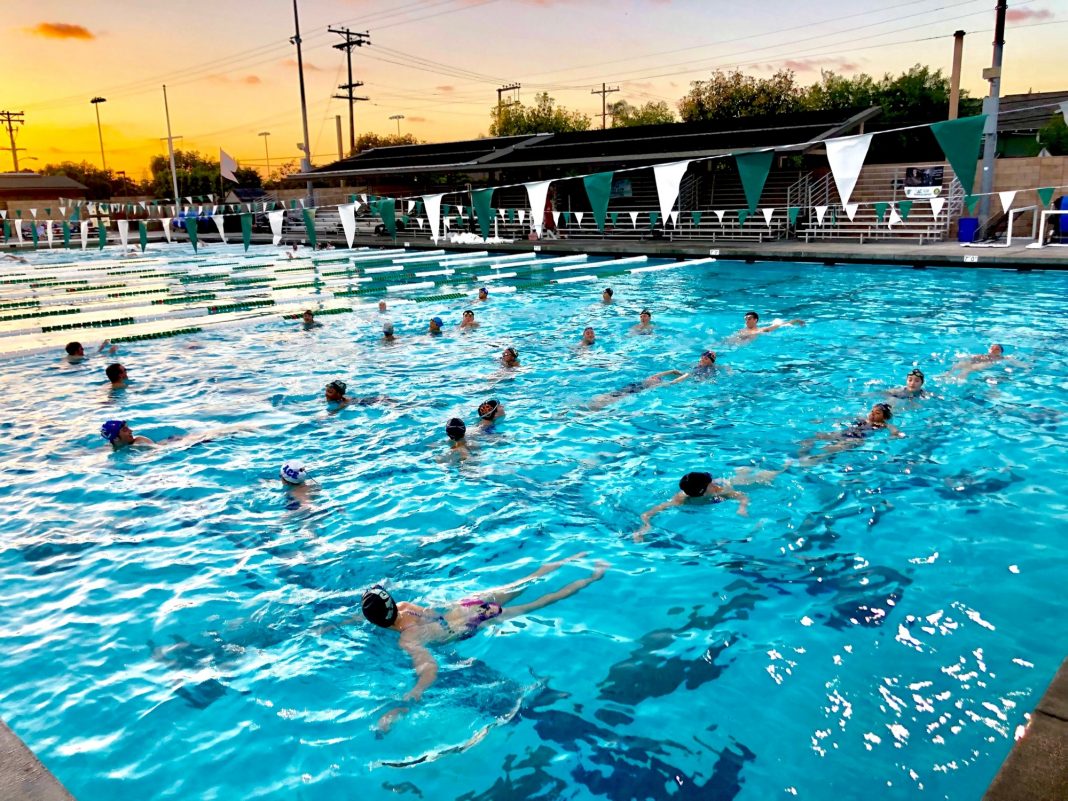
(100, 420, 125, 442)
(431, 316, 443, 327)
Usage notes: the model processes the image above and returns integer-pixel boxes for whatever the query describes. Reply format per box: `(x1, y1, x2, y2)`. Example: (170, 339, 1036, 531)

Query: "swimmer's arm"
(717, 488, 750, 516)
(634, 492, 685, 542)
(400, 638, 438, 703)
(886, 423, 903, 438)
(97, 339, 118, 355)
(132, 436, 155, 446)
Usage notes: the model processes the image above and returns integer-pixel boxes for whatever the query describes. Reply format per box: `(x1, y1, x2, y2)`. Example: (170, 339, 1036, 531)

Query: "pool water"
(1, 250, 1066, 801)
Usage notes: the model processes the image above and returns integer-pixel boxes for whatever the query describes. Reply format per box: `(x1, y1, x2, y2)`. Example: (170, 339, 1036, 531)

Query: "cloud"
(407, 116, 428, 123)
(770, 58, 860, 74)
(280, 58, 322, 71)
(27, 22, 94, 40)
(1006, 7, 1053, 22)
(242, 75, 262, 85)
(435, 85, 454, 93)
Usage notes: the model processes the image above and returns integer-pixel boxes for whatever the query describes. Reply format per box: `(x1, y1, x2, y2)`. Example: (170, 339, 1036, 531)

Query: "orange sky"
(2, 0, 1063, 181)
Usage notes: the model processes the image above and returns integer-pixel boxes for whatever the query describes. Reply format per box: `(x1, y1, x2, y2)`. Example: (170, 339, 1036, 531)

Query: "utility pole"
(0, 110, 25, 171)
(90, 97, 107, 170)
(258, 131, 271, 180)
(948, 30, 966, 120)
(591, 83, 619, 130)
(292, 0, 314, 206)
(161, 86, 181, 206)
(496, 83, 521, 128)
(978, 0, 1007, 231)
(329, 27, 371, 155)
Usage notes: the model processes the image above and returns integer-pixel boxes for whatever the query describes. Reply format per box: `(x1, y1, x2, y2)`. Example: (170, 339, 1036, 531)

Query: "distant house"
(996, 91, 1068, 157)
(0, 173, 89, 207)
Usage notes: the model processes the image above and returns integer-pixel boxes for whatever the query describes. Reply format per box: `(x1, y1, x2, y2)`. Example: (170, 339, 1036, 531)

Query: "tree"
(233, 167, 262, 188)
(39, 161, 115, 200)
(678, 69, 802, 122)
(490, 92, 591, 136)
(352, 132, 421, 155)
(608, 100, 676, 127)
(1039, 113, 1068, 156)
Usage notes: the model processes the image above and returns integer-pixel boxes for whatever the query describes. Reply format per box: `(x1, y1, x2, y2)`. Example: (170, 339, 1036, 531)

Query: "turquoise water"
(1, 251, 1066, 800)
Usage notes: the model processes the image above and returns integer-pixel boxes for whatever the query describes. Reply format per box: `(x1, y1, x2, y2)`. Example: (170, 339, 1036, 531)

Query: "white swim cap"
(280, 461, 307, 485)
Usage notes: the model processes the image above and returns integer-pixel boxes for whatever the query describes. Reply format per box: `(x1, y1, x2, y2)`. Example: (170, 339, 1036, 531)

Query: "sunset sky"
(2, 0, 1063, 181)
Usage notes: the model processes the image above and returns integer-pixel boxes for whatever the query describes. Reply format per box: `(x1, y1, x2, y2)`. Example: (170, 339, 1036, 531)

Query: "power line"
(591, 83, 620, 129)
(329, 27, 372, 154)
(0, 111, 26, 171)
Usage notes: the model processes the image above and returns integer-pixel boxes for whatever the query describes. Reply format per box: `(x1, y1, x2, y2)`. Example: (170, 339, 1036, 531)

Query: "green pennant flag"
(3, 220, 9, 241)
(930, 114, 986, 195)
(415, 200, 424, 215)
(186, 217, 198, 252)
(898, 200, 913, 220)
(378, 198, 397, 238)
(830, 207, 837, 225)
(737, 208, 749, 226)
(71, 206, 80, 223)
(787, 206, 800, 226)
(471, 188, 495, 239)
(561, 211, 571, 225)
(97, 221, 108, 250)
(874, 202, 888, 223)
(348, 194, 357, 203)
(302, 208, 318, 248)
(506, 207, 516, 224)
(583, 171, 614, 232)
(610, 211, 619, 227)
(290, 199, 298, 210)
(691, 210, 703, 226)
(30, 223, 38, 249)
(649, 211, 660, 228)
(240, 213, 253, 251)
(455, 215, 464, 227)
(1037, 187, 1054, 208)
(15, 209, 21, 218)
(62, 222, 71, 249)
(45, 207, 51, 216)
(138, 221, 148, 252)
(401, 214, 410, 226)
(964, 194, 980, 216)
(734, 149, 774, 213)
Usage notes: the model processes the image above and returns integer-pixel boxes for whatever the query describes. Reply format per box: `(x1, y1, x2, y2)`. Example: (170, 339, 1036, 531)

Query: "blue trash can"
(958, 217, 979, 243)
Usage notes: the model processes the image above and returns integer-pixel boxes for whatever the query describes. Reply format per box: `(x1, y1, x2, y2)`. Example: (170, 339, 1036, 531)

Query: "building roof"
(0, 173, 88, 192)
(997, 91, 1068, 134)
(301, 107, 881, 180)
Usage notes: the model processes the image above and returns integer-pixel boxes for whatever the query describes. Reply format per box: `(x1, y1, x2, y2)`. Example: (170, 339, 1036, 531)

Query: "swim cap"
(679, 471, 713, 497)
(603, 288, 613, 297)
(640, 309, 651, 316)
(874, 403, 893, 419)
(65, 341, 83, 355)
(430, 316, 443, 327)
(326, 380, 347, 396)
(362, 586, 398, 627)
(503, 347, 518, 360)
(445, 418, 467, 440)
(280, 461, 307, 485)
(100, 420, 125, 442)
(478, 398, 500, 420)
(383, 322, 394, 334)
(479, 286, 488, 294)
(908, 368, 925, 382)
(701, 350, 716, 363)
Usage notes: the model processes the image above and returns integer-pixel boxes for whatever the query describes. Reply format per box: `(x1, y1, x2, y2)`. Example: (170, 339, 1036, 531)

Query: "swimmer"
(691, 350, 721, 378)
(444, 417, 472, 460)
(635, 471, 752, 541)
(578, 327, 596, 348)
(736, 311, 805, 341)
(301, 309, 323, 329)
(100, 420, 154, 450)
(428, 316, 443, 336)
(0, 253, 29, 264)
(359, 553, 607, 732)
(460, 309, 480, 330)
(325, 379, 391, 408)
(382, 321, 396, 343)
(632, 308, 654, 333)
(64, 339, 117, 364)
(602, 287, 614, 304)
(477, 398, 506, 428)
(949, 343, 1022, 379)
(798, 402, 903, 461)
(105, 363, 128, 389)
(887, 368, 926, 399)
(477, 286, 489, 302)
(500, 347, 519, 368)
(588, 369, 687, 410)
(280, 460, 315, 507)
(378, 300, 388, 314)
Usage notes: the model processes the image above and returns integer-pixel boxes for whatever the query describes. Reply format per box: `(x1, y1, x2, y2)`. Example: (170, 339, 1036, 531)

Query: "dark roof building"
(0, 173, 89, 203)
(996, 90, 1068, 157)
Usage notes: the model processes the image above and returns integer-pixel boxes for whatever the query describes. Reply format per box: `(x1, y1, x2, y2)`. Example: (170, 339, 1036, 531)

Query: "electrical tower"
(496, 83, 521, 116)
(591, 84, 619, 130)
(0, 111, 26, 171)
(329, 27, 371, 154)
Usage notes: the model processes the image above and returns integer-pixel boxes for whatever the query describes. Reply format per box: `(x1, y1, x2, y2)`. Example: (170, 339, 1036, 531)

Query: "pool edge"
(0, 719, 76, 801)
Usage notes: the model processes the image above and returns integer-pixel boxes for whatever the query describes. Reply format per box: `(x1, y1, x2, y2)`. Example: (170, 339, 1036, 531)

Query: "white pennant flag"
(826, 133, 872, 206)
(117, 219, 130, 248)
(46, 223, 54, 248)
(210, 205, 218, 215)
(518, 209, 526, 224)
(652, 160, 690, 223)
(443, 217, 451, 231)
(30, 208, 37, 218)
(268, 210, 285, 245)
(170, 205, 177, 217)
(416, 218, 424, 229)
(498, 207, 506, 219)
(998, 191, 1016, 214)
(13, 221, 23, 244)
(524, 180, 552, 238)
(669, 210, 679, 227)
(184, 196, 193, 204)
(88, 202, 97, 215)
(407, 199, 416, 214)
(552, 210, 561, 226)
(80, 220, 89, 249)
(298, 198, 305, 209)
(714, 209, 725, 224)
(220, 149, 239, 182)
(762, 208, 775, 227)
(245, 203, 252, 213)
(888, 206, 902, 227)
(844, 203, 859, 222)
(815, 205, 828, 225)
(0, 210, 7, 219)
(139, 201, 147, 210)
(338, 203, 357, 247)
(212, 215, 227, 244)
(628, 211, 639, 228)
(422, 193, 444, 243)
(360, 194, 367, 203)
(59, 206, 66, 217)
(930, 197, 946, 218)
(575, 211, 585, 225)
(161, 218, 173, 242)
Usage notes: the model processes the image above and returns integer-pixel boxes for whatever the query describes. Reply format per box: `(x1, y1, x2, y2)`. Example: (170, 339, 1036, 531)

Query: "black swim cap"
(503, 347, 518, 360)
(326, 380, 347, 396)
(361, 586, 398, 628)
(65, 341, 82, 355)
(603, 288, 613, 297)
(874, 403, 893, 419)
(478, 398, 500, 420)
(701, 350, 716, 363)
(679, 471, 713, 497)
(908, 368, 925, 383)
(446, 417, 467, 440)
(640, 309, 651, 316)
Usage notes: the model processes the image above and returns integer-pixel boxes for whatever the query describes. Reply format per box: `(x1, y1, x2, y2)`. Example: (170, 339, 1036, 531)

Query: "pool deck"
(984, 657, 1068, 801)
(0, 719, 74, 801)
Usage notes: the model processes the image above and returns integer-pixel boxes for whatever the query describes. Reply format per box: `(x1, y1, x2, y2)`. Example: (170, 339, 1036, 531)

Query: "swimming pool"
(1, 247, 1065, 800)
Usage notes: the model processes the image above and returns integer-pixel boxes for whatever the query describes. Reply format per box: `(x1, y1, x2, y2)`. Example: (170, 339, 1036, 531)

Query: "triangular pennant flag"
(117, 219, 130, 248)
(80, 220, 89, 249)
(691, 210, 702, 226)
(561, 211, 572, 226)
(298, 198, 306, 209)
(1037, 187, 1054, 208)
(998, 191, 1016, 214)
(138, 220, 148, 252)
(30, 208, 37, 218)
(30, 224, 38, 249)
(338, 203, 357, 248)
(873, 202, 888, 223)
(524, 180, 552, 238)
(169, 205, 177, 217)
(471, 188, 495, 240)
(240, 213, 252, 252)
(734, 149, 774, 213)
(649, 211, 660, 228)
(59, 206, 66, 217)
(378, 198, 397, 238)
(669, 210, 679, 226)
(844, 203, 859, 221)
(506, 208, 516, 224)
(184, 196, 193, 204)
(213, 214, 227, 244)
(825, 133, 872, 206)
(518, 209, 525, 224)
(416, 218, 424, 229)
(407, 199, 416, 214)
(737, 209, 749, 226)
(45, 207, 51, 216)
(186, 217, 198, 252)
(140, 201, 147, 210)
(46, 222, 54, 248)
(761, 208, 774, 227)
(551, 210, 562, 226)
(583, 171, 613, 232)
(497, 207, 506, 219)
(302, 208, 318, 248)
(714, 209, 725, 224)
(268, 210, 285, 246)
(62, 221, 71, 249)
(930, 197, 945, 218)
(787, 206, 800, 226)
(575, 211, 585, 225)
(652, 160, 690, 223)
(627, 211, 638, 228)
(13, 220, 23, 245)
(898, 200, 913, 221)
(423, 193, 444, 243)
(888, 206, 902, 227)
(443, 217, 451, 231)
(815, 205, 828, 225)
(964, 194, 980, 216)
(161, 218, 173, 243)
(0, 210, 6, 219)
(930, 115, 986, 195)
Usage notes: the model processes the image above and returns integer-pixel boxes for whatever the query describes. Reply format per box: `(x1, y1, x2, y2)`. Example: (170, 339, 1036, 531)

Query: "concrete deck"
(984, 658, 1068, 801)
(0, 720, 74, 801)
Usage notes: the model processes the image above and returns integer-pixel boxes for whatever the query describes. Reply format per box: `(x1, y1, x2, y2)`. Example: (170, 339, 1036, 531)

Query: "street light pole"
(390, 114, 405, 136)
(258, 131, 271, 181)
(90, 97, 107, 171)
(291, 0, 314, 206)
(977, 0, 1008, 231)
